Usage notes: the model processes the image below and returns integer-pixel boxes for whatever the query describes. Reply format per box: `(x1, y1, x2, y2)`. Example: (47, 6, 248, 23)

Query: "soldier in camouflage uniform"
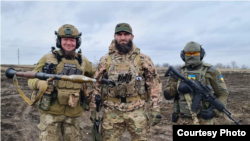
(164, 41, 229, 125)
(90, 23, 163, 141)
(28, 24, 95, 141)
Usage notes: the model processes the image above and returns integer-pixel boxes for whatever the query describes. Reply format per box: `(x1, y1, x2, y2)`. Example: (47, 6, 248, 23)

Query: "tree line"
(155, 61, 249, 69)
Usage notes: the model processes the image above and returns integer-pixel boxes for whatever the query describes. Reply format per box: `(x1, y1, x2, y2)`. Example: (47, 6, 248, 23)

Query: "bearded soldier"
(164, 41, 229, 125)
(28, 24, 95, 140)
(89, 23, 163, 141)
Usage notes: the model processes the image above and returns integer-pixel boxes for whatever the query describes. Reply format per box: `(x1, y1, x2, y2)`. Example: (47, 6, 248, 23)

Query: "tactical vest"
(175, 63, 212, 117)
(101, 48, 148, 102)
(42, 49, 87, 117)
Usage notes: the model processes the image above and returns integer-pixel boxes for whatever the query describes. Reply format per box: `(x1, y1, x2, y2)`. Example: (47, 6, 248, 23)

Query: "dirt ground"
(1, 65, 250, 141)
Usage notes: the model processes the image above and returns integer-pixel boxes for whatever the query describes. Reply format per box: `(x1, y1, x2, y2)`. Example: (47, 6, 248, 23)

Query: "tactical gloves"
(35, 80, 53, 94)
(201, 107, 216, 120)
(164, 89, 177, 100)
(151, 110, 162, 126)
(178, 82, 193, 94)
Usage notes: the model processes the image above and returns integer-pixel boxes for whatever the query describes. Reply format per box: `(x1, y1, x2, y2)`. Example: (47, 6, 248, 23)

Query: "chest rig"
(101, 48, 147, 103)
(45, 48, 85, 106)
(176, 63, 211, 117)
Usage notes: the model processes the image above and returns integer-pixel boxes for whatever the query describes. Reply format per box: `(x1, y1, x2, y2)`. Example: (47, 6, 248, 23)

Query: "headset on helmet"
(55, 24, 82, 49)
(180, 45, 206, 61)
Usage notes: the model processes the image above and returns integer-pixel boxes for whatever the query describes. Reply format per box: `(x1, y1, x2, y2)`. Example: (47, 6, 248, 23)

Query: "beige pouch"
(68, 93, 79, 107)
(57, 89, 80, 105)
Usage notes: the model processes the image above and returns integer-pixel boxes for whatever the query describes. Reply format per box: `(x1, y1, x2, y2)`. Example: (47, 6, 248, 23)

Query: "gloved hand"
(201, 107, 216, 120)
(151, 110, 162, 126)
(35, 80, 53, 94)
(164, 89, 176, 100)
(178, 82, 193, 94)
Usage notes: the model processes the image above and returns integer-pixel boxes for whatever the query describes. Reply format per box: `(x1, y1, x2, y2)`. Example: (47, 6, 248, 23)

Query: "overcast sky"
(1, 1, 250, 68)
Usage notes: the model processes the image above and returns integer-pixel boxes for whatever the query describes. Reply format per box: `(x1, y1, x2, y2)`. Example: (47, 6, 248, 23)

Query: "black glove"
(178, 82, 193, 94)
(201, 107, 216, 120)
(164, 89, 176, 100)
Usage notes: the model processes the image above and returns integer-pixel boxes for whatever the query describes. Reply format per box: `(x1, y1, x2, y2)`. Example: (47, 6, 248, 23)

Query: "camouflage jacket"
(90, 41, 162, 112)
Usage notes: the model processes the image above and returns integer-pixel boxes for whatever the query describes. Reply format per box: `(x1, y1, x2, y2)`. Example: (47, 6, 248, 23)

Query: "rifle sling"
(184, 93, 200, 125)
(13, 75, 47, 106)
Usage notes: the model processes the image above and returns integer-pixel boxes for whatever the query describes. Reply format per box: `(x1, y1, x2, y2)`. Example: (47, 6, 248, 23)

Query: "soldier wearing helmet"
(163, 41, 229, 125)
(89, 23, 163, 141)
(27, 24, 95, 140)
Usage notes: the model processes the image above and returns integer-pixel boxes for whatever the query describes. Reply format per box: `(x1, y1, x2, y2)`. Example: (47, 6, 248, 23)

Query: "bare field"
(1, 65, 250, 141)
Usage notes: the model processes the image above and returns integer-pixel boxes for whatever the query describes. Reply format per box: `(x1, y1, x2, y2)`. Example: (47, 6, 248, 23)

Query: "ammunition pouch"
(68, 93, 79, 107)
(137, 79, 146, 94)
(61, 67, 83, 75)
(57, 89, 80, 106)
(136, 78, 148, 101)
(39, 94, 52, 111)
(116, 83, 127, 97)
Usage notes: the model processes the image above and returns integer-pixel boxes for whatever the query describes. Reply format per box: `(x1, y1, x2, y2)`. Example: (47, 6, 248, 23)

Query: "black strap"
(51, 47, 63, 64)
(77, 55, 82, 65)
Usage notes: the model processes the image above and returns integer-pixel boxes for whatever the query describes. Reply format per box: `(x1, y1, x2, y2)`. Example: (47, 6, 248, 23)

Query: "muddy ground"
(1, 65, 250, 141)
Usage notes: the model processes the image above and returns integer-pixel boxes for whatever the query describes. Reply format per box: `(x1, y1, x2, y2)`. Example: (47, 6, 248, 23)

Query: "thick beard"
(61, 49, 76, 60)
(115, 39, 133, 54)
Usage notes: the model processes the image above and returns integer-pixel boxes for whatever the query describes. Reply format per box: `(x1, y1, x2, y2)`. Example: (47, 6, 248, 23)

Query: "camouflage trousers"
(101, 107, 149, 141)
(37, 112, 84, 141)
(173, 116, 214, 125)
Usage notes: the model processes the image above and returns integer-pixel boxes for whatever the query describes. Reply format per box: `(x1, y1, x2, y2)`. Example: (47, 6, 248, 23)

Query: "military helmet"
(184, 41, 201, 52)
(180, 41, 206, 61)
(55, 24, 82, 49)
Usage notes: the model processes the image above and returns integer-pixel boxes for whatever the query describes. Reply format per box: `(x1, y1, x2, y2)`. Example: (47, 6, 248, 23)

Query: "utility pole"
(18, 48, 20, 65)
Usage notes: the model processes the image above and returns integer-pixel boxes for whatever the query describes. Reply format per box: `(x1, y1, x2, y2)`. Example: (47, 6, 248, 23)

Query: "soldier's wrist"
(28, 79, 39, 90)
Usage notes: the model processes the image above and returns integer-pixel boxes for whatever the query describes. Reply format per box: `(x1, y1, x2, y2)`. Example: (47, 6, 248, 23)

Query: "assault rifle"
(164, 66, 242, 125)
